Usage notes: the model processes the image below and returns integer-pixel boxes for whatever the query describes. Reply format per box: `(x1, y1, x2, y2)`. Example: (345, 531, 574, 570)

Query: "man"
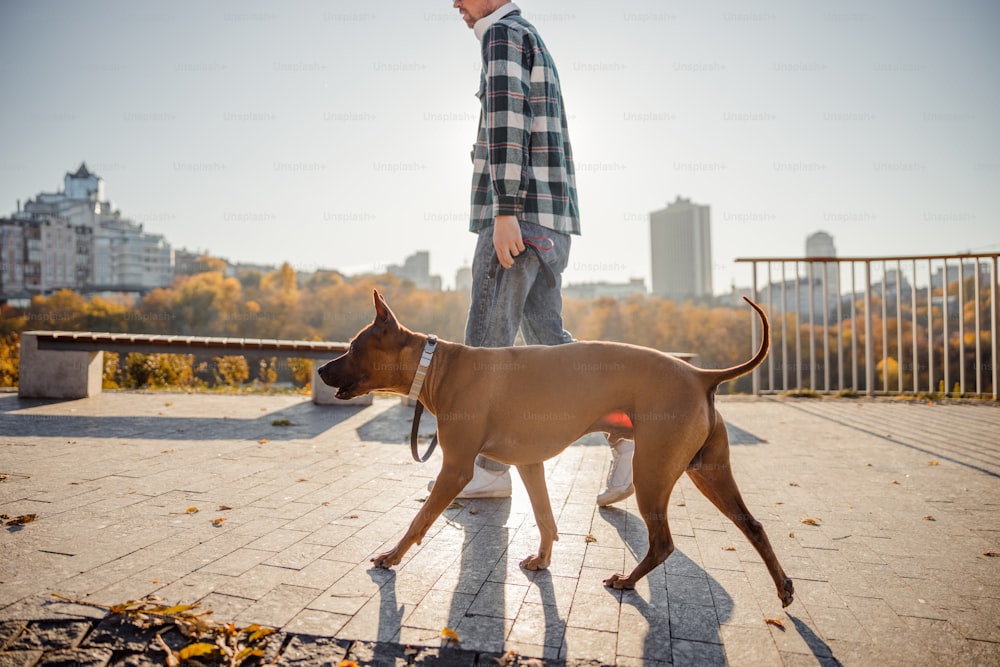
(448, 0, 634, 506)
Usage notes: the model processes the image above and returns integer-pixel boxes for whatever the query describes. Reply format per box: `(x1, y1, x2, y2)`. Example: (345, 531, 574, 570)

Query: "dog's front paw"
(371, 549, 403, 569)
(603, 573, 636, 590)
(519, 553, 550, 571)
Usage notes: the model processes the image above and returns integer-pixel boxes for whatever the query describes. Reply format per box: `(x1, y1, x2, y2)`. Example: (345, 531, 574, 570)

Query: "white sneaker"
(427, 465, 512, 499)
(597, 439, 635, 506)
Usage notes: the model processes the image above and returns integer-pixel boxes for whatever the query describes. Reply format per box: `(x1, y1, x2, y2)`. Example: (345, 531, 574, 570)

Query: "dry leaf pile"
(52, 594, 276, 666)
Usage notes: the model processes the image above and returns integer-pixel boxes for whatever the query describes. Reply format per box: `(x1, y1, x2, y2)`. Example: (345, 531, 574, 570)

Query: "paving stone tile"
(264, 542, 332, 571)
(276, 635, 349, 665)
(669, 601, 722, 645)
(720, 623, 782, 666)
(508, 602, 566, 649)
(665, 572, 714, 608)
(281, 608, 351, 637)
(0, 650, 44, 667)
(402, 589, 474, 632)
(245, 528, 311, 553)
(452, 611, 513, 654)
(0, 622, 25, 650)
(616, 596, 670, 662)
(233, 584, 324, 628)
(805, 604, 866, 642)
(464, 581, 527, 621)
(5, 621, 90, 651)
(561, 626, 617, 665)
(522, 572, 578, 609)
(32, 647, 114, 666)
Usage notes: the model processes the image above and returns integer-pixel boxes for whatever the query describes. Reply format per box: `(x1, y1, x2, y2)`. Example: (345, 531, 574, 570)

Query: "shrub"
(124, 353, 195, 389)
(215, 355, 250, 387)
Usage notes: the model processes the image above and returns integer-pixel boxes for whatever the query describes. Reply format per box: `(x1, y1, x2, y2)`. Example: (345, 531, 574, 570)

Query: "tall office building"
(806, 230, 838, 291)
(649, 196, 713, 301)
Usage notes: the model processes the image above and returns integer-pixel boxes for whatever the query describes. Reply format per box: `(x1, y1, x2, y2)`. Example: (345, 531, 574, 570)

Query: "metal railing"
(734, 253, 999, 399)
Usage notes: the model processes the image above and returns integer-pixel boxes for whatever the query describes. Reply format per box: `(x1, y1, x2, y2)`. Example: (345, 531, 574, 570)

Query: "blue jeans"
(466, 220, 575, 348)
(466, 220, 574, 474)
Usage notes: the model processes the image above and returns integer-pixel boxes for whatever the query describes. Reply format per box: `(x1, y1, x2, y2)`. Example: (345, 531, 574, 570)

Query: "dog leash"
(413, 236, 558, 459)
(476, 236, 557, 347)
(408, 335, 439, 463)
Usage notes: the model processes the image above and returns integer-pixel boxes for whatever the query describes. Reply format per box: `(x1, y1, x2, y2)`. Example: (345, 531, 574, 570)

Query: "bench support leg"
(311, 361, 372, 406)
(18, 333, 104, 399)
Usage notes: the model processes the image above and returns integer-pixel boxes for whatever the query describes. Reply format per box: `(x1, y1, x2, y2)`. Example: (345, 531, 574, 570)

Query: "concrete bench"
(17, 331, 365, 405)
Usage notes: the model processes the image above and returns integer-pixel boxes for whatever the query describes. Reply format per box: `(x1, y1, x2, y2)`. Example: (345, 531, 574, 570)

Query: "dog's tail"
(703, 297, 770, 388)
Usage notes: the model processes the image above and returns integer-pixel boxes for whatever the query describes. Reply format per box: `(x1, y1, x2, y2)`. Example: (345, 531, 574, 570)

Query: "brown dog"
(318, 290, 793, 607)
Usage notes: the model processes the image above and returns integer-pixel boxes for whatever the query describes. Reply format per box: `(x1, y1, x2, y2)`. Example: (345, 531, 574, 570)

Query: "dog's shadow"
(598, 505, 730, 663)
(598, 505, 838, 665)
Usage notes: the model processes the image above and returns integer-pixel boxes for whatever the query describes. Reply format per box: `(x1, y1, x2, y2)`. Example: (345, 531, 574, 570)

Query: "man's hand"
(493, 215, 525, 269)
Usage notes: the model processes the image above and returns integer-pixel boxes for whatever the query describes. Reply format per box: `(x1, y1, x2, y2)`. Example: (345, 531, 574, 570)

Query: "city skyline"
(1, 0, 997, 293)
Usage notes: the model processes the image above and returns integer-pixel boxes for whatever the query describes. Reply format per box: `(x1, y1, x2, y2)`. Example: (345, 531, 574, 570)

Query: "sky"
(1, 0, 998, 293)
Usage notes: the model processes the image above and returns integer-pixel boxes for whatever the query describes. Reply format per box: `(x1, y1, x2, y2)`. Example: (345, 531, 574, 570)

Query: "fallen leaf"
(789, 482, 800, 487)
(347, 514, 359, 519)
(801, 518, 821, 526)
(217, 505, 233, 511)
(164, 401, 173, 407)
(765, 617, 786, 630)
(584, 534, 597, 543)
(676, 501, 686, 506)
(178, 641, 219, 659)
(469, 506, 479, 515)
(235, 647, 265, 661)
(247, 626, 275, 642)
(258, 439, 269, 444)
(322, 501, 331, 506)
(928, 461, 939, 466)
(441, 627, 461, 643)
(152, 579, 160, 584)
(212, 518, 227, 527)
(4, 514, 38, 526)
(185, 507, 199, 514)
(892, 480, 900, 485)
(447, 501, 464, 509)
(296, 478, 309, 482)
(271, 419, 292, 426)
(788, 531, 795, 538)
(722, 546, 736, 551)
(162, 449, 175, 454)
(983, 552, 999, 557)
(339, 661, 360, 667)
(922, 515, 935, 521)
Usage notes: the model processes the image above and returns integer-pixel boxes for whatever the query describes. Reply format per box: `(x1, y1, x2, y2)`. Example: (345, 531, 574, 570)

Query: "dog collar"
(407, 335, 438, 401)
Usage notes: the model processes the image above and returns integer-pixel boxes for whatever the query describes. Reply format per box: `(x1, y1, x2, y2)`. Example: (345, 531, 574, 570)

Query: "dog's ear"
(372, 289, 399, 329)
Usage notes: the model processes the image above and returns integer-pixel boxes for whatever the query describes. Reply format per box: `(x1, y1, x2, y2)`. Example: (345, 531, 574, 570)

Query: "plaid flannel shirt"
(470, 10, 580, 235)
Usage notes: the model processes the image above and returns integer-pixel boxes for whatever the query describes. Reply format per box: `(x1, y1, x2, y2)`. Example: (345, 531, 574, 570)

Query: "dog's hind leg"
(516, 462, 559, 570)
(604, 442, 682, 590)
(686, 415, 795, 607)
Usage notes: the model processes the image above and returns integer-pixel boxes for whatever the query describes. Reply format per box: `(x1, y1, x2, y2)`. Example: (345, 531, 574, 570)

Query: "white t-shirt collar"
(473, 2, 520, 41)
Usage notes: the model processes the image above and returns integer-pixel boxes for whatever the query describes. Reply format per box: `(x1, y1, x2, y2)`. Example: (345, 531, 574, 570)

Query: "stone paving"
(0, 390, 998, 666)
